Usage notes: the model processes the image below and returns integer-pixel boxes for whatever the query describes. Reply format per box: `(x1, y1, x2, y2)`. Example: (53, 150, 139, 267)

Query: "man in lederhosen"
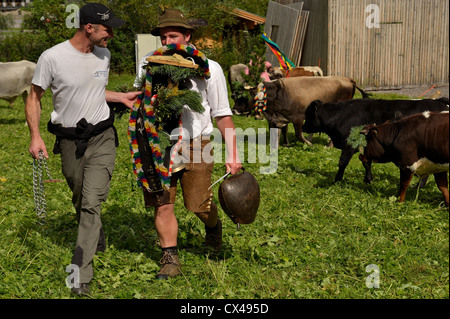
(135, 8, 242, 279)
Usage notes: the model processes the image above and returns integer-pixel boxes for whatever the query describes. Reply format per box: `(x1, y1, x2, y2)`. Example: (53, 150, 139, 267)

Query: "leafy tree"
(0, 14, 13, 30)
(232, 0, 269, 16)
(22, 0, 80, 44)
(0, 0, 269, 71)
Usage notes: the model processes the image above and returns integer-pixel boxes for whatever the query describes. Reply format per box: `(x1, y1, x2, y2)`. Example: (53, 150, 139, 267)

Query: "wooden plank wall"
(328, 0, 449, 89)
(290, 10, 310, 66)
(286, 2, 306, 65)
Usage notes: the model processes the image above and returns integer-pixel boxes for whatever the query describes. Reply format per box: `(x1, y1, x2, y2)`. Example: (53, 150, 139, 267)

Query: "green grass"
(0, 73, 448, 299)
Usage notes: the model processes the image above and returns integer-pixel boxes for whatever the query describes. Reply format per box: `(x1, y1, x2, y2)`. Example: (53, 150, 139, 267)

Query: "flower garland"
(254, 82, 267, 112)
(128, 73, 170, 191)
(128, 44, 210, 192)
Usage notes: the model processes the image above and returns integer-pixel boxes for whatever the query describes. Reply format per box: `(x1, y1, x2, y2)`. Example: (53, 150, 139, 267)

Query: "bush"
(0, 31, 50, 63)
(0, 0, 269, 73)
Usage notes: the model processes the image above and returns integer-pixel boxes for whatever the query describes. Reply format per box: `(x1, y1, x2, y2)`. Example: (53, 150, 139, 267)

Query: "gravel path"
(366, 84, 449, 99)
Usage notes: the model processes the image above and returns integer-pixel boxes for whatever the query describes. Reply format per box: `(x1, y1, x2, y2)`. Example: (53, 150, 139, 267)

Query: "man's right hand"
(29, 137, 48, 159)
(25, 84, 47, 159)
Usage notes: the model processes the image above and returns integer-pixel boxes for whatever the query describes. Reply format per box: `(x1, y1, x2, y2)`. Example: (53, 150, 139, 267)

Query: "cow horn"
(360, 128, 369, 135)
(360, 123, 377, 135)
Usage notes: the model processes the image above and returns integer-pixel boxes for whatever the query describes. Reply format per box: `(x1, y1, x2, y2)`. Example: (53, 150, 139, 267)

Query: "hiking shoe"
(204, 219, 222, 252)
(71, 283, 90, 296)
(155, 251, 181, 280)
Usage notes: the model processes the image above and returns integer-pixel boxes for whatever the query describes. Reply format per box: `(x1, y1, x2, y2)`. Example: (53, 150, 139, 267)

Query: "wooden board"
(290, 10, 309, 66)
(146, 54, 199, 69)
(263, 1, 302, 67)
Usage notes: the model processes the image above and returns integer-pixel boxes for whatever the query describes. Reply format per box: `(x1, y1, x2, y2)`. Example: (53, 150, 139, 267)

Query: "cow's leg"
(268, 122, 280, 149)
(22, 90, 29, 106)
(254, 111, 263, 120)
(359, 153, 373, 184)
(335, 149, 354, 182)
(326, 137, 334, 148)
(7, 97, 16, 107)
(417, 176, 429, 189)
(398, 168, 413, 202)
(293, 119, 312, 146)
(281, 125, 289, 146)
(434, 172, 449, 207)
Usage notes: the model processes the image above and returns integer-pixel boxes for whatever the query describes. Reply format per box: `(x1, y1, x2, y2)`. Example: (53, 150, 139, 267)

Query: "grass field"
(0, 73, 448, 301)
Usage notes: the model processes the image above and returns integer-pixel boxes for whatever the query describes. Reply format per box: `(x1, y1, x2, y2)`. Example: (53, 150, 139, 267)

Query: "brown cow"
(269, 66, 323, 79)
(360, 111, 449, 207)
(254, 76, 369, 147)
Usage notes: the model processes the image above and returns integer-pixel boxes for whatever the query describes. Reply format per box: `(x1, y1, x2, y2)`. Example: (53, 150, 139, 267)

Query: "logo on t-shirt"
(94, 70, 108, 78)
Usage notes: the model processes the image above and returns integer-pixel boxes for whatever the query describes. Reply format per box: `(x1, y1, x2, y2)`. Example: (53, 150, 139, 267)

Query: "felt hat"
(151, 8, 194, 36)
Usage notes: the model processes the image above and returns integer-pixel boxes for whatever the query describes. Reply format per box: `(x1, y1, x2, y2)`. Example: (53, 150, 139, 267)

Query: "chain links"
(32, 151, 55, 224)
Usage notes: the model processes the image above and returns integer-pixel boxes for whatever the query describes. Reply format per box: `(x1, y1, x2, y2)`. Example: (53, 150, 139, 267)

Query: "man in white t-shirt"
(25, 3, 140, 296)
(134, 8, 242, 280)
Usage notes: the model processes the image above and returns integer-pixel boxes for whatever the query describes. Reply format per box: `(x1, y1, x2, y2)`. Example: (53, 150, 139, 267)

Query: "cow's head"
(231, 85, 253, 115)
(303, 100, 323, 133)
(246, 81, 280, 112)
(359, 124, 386, 163)
(268, 67, 283, 80)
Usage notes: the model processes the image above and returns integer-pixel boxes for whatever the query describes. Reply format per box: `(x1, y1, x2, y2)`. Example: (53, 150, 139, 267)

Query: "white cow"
(0, 60, 36, 106)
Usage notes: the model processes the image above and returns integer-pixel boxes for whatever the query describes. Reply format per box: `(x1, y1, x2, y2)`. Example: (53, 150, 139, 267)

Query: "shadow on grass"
(289, 160, 401, 200)
(0, 118, 25, 125)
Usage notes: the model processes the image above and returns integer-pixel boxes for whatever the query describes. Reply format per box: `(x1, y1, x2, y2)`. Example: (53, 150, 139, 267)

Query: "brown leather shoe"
(155, 251, 181, 280)
(204, 219, 222, 252)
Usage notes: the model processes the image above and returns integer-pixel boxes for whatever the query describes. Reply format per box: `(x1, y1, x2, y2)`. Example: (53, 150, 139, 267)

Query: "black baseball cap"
(79, 3, 125, 28)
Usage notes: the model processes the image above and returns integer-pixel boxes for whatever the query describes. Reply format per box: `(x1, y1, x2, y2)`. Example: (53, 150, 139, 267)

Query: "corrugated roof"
(230, 8, 266, 24)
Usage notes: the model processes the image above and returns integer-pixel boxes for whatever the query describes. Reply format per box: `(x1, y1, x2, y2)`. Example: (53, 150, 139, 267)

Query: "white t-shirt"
(32, 40, 111, 128)
(134, 51, 232, 140)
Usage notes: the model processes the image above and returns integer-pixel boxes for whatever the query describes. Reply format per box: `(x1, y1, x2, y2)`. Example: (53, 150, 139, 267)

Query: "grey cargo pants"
(60, 127, 116, 284)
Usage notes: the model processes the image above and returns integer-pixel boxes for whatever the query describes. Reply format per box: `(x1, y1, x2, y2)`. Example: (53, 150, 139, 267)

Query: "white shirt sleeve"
(32, 52, 53, 91)
(134, 51, 154, 88)
(207, 60, 233, 118)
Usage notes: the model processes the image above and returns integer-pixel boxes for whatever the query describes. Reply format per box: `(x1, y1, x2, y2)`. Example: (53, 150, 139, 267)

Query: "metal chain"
(32, 151, 54, 224)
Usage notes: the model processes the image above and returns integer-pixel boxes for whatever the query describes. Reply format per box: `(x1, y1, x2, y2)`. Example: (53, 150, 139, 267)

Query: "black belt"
(47, 111, 118, 157)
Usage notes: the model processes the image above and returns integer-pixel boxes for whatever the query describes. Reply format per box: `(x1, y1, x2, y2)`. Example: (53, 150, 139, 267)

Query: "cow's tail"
(356, 86, 371, 99)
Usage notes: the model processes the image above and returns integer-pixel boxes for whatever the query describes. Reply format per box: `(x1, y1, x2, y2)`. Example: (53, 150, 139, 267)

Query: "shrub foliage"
(0, 0, 269, 73)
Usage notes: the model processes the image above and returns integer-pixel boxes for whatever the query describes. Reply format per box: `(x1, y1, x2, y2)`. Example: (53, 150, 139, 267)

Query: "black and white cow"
(303, 97, 449, 183)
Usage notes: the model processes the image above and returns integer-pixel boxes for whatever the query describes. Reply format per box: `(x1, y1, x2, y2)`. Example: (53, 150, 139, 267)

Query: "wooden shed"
(196, 8, 266, 48)
(298, 0, 449, 89)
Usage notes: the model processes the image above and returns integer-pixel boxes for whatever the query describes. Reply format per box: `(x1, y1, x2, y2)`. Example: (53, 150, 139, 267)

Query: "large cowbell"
(218, 169, 260, 226)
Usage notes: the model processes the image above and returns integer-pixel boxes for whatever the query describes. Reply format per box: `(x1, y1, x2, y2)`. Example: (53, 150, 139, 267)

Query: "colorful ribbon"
(262, 33, 296, 71)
